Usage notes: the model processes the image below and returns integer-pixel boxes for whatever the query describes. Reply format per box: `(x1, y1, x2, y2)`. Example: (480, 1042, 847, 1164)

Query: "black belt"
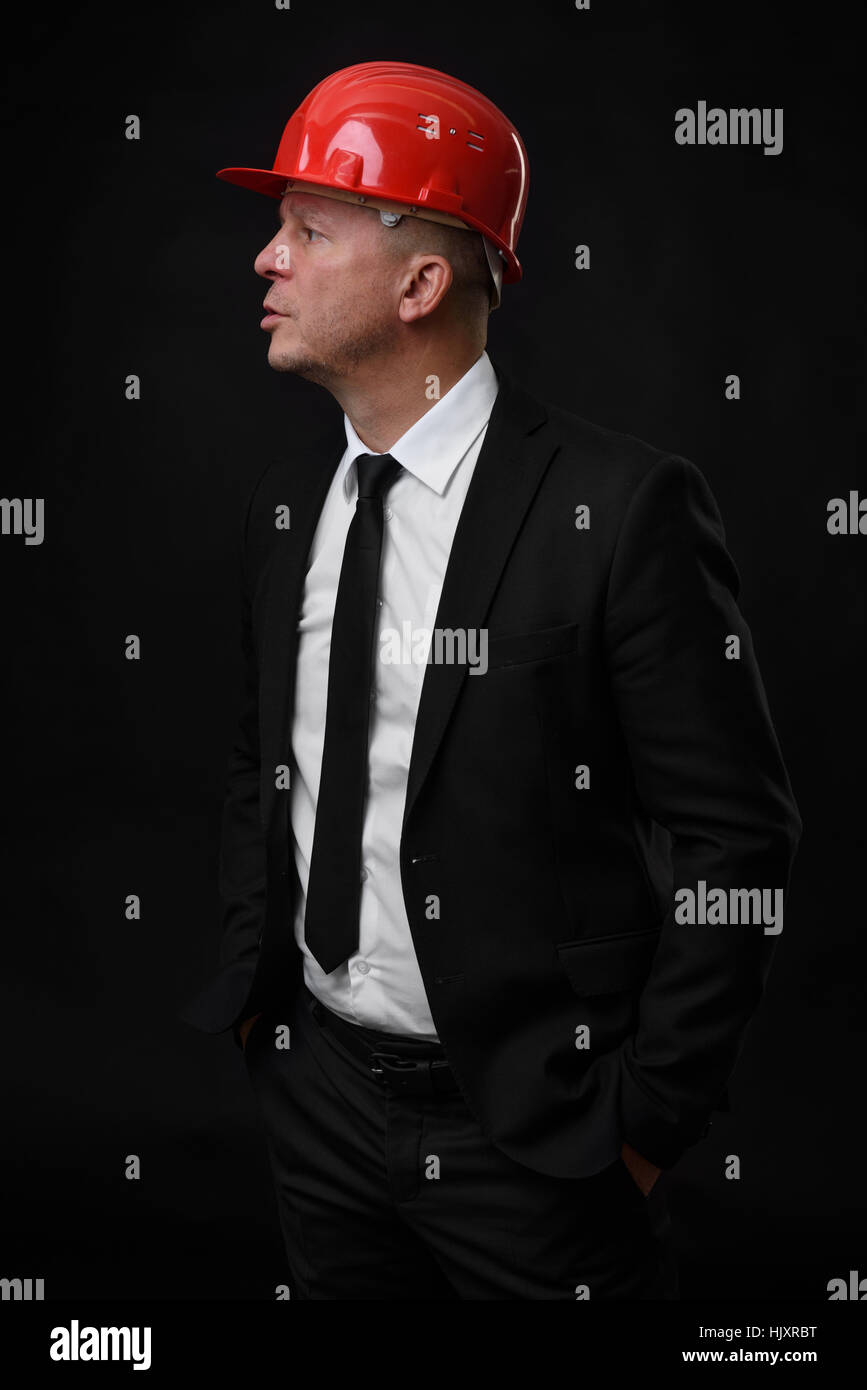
(310, 997, 460, 1097)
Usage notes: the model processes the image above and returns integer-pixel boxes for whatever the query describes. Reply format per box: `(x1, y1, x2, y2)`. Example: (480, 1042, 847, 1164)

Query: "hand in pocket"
(239, 1012, 263, 1051)
(620, 1140, 661, 1197)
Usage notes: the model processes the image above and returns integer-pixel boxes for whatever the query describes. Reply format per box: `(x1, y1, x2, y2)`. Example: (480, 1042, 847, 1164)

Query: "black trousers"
(242, 981, 680, 1300)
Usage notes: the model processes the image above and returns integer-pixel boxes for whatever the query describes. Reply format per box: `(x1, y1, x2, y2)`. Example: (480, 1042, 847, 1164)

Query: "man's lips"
(261, 304, 291, 329)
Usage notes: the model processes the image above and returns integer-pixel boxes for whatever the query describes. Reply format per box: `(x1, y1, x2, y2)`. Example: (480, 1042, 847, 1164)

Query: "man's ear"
(398, 255, 452, 322)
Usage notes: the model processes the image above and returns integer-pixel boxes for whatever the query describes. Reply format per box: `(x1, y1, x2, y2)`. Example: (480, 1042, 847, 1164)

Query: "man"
(179, 61, 802, 1299)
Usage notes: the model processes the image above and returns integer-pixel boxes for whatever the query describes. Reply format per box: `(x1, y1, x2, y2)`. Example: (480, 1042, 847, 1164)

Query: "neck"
(328, 336, 485, 455)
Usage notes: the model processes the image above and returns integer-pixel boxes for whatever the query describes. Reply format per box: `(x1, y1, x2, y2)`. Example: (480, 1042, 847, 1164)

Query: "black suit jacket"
(179, 356, 802, 1178)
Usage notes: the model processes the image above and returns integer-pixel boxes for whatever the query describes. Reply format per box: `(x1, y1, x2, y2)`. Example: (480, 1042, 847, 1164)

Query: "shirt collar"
(340, 349, 499, 502)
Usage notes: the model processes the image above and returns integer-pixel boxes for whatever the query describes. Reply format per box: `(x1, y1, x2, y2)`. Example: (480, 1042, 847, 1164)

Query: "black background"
(1, 0, 863, 1301)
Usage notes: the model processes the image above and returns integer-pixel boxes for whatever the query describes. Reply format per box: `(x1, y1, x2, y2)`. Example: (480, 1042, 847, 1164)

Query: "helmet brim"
(216, 167, 289, 197)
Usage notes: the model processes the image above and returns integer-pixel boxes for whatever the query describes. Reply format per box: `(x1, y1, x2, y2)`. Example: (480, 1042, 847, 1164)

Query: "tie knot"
(355, 452, 403, 502)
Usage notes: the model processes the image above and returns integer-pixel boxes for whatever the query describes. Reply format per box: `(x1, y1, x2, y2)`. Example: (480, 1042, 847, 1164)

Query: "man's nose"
(254, 234, 291, 278)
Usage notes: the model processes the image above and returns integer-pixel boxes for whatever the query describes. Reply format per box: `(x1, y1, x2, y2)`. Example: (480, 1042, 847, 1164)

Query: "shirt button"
(356, 960, 370, 975)
(360, 867, 368, 881)
(384, 507, 393, 521)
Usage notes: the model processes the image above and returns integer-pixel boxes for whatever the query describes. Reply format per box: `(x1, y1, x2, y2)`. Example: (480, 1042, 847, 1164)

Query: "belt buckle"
(369, 1051, 423, 1092)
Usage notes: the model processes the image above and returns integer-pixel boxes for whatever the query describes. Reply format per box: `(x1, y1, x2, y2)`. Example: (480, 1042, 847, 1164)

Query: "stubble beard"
(267, 303, 397, 385)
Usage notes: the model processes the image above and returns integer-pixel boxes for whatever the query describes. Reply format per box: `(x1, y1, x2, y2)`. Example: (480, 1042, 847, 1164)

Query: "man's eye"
(303, 227, 323, 242)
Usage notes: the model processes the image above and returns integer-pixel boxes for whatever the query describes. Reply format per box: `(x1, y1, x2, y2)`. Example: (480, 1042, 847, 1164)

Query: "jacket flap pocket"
(486, 621, 580, 670)
(555, 927, 662, 997)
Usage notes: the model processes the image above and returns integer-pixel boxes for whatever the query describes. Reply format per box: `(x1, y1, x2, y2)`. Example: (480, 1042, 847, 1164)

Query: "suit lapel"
(402, 359, 558, 827)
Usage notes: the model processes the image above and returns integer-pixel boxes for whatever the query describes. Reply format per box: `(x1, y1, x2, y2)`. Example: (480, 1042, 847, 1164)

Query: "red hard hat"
(217, 60, 529, 289)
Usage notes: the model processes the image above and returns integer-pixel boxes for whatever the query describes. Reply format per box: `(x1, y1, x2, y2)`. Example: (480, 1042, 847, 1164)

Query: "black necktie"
(303, 452, 404, 974)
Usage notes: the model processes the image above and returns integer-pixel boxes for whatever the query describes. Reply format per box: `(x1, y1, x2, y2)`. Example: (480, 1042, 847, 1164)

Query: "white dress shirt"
(289, 349, 500, 1037)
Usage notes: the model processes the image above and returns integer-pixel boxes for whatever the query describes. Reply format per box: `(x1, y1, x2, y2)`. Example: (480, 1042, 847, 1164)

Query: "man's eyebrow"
(275, 199, 336, 228)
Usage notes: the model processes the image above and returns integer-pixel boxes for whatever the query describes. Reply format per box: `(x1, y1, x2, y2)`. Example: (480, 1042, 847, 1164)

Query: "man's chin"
(267, 344, 321, 378)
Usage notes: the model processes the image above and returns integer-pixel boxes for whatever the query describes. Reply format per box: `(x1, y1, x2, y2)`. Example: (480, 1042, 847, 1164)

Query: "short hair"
(378, 214, 493, 319)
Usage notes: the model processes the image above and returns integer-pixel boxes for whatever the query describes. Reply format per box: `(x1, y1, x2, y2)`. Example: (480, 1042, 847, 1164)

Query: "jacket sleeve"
(215, 487, 268, 978)
(177, 465, 272, 1037)
(603, 453, 803, 1167)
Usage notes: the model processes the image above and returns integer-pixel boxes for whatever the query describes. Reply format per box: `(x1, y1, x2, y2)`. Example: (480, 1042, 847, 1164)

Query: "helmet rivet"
(358, 195, 366, 202)
(449, 128, 456, 135)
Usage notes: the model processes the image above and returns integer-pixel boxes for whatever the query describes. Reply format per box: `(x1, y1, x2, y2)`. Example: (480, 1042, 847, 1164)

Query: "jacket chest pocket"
(484, 621, 580, 671)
